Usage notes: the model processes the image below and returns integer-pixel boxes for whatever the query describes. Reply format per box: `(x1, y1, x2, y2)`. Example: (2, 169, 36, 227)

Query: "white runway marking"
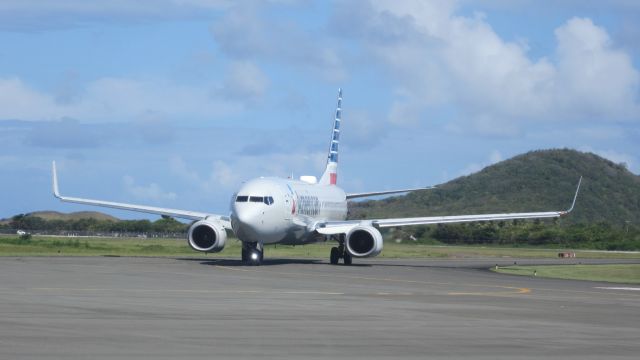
(595, 287, 640, 291)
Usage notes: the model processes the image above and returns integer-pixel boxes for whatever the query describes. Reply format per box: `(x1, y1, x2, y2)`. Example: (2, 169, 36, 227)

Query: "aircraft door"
(283, 193, 292, 220)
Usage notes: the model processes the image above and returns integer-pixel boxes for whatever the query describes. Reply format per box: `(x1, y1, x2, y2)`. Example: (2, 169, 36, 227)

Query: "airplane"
(52, 89, 582, 265)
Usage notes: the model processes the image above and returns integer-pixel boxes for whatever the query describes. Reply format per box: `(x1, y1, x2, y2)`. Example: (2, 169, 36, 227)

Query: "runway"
(0, 256, 639, 359)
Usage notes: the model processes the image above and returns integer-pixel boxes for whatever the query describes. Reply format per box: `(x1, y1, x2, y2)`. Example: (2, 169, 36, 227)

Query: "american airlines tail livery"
(52, 89, 582, 265)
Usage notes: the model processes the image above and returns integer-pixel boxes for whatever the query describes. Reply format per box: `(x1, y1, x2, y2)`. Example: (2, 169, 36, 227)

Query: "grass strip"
(2, 236, 640, 259)
(493, 264, 640, 284)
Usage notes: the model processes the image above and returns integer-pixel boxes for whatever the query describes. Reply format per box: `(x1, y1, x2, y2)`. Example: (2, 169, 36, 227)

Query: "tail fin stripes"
(329, 88, 342, 163)
(319, 88, 342, 186)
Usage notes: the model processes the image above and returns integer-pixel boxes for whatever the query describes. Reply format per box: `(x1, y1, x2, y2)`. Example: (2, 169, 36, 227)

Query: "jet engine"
(345, 225, 383, 258)
(187, 220, 227, 252)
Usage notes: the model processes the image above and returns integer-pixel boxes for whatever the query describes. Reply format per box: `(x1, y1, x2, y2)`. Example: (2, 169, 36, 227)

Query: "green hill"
(1, 211, 187, 235)
(348, 149, 640, 227)
(1, 211, 119, 225)
(25, 211, 119, 222)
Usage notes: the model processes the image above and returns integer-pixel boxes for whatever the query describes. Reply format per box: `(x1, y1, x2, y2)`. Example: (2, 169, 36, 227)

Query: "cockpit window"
(239, 195, 274, 205)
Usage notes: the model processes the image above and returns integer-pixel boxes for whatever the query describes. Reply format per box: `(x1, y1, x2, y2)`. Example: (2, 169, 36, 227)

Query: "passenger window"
(236, 195, 248, 202)
(250, 196, 264, 203)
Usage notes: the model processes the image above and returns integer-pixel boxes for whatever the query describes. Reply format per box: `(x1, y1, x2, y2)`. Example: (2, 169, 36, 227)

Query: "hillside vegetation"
(27, 211, 118, 222)
(2, 213, 187, 236)
(348, 149, 640, 250)
(349, 149, 640, 226)
(0, 211, 118, 224)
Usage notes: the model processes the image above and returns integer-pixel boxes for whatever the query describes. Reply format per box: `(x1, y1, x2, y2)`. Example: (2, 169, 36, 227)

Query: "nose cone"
(235, 204, 259, 224)
(232, 204, 263, 241)
(230, 178, 285, 243)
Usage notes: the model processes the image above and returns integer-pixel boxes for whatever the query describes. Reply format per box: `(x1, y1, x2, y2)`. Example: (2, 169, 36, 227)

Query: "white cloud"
(168, 156, 239, 192)
(82, 77, 241, 121)
(555, 18, 639, 120)
(211, 3, 346, 81)
(341, 110, 388, 149)
(0, 78, 61, 120)
(261, 152, 327, 179)
(122, 175, 177, 202)
(168, 149, 327, 194)
(344, 2, 640, 134)
(210, 160, 239, 187)
(219, 61, 269, 103)
(371, 0, 458, 35)
(388, 94, 426, 126)
(0, 76, 242, 122)
(442, 15, 556, 119)
(168, 155, 201, 185)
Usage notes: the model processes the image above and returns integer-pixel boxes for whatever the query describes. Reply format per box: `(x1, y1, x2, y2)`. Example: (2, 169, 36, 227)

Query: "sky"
(0, 0, 638, 219)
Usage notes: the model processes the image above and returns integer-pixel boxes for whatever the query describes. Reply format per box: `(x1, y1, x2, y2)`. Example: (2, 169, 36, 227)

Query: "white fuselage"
(229, 177, 347, 245)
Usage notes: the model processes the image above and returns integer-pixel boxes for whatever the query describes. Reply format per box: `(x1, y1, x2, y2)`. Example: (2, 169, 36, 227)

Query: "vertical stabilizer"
(319, 88, 342, 186)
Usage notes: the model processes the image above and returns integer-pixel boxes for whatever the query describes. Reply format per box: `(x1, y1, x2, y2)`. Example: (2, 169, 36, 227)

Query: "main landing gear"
(330, 239, 352, 265)
(242, 242, 263, 266)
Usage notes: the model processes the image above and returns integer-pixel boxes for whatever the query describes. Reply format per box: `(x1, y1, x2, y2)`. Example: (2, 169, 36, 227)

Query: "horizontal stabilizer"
(346, 186, 435, 200)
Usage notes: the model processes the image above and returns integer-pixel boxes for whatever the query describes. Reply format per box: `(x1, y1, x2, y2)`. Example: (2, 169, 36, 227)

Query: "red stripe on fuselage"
(330, 173, 337, 185)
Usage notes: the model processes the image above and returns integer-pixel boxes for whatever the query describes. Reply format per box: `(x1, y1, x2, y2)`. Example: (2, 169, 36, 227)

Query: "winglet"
(52, 161, 61, 199)
(561, 176, 582, 215)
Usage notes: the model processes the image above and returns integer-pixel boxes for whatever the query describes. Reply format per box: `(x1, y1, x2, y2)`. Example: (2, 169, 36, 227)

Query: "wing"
(317, 177, 582, 235)
(346, 186, 435, 200)
(52, 162, 231, 228)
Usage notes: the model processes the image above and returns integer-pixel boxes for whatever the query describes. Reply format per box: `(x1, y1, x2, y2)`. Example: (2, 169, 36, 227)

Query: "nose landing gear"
(242, 242, 263, 265)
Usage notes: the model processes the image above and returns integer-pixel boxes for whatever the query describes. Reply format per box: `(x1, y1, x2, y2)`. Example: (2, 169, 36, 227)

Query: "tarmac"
(0, 256, 639, 359)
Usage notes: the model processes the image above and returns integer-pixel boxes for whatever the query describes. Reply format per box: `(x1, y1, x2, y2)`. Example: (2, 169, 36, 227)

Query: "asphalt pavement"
(0, 256, 638, 359)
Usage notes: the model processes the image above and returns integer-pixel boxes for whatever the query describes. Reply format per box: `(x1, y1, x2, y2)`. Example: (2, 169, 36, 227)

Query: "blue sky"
(1, 0, 638, 219)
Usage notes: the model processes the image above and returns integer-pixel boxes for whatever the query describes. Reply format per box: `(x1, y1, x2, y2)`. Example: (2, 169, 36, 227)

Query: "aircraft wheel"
(343, 251, 352, 265)
(330, 247, 340, 265)
(247, 249, 262, 266)
(243, 243, 263, 266)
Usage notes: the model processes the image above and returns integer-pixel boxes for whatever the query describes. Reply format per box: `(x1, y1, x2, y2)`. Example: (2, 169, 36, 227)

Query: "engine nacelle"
(345, 225, 383, 258)
(187, 220, 227, 253)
